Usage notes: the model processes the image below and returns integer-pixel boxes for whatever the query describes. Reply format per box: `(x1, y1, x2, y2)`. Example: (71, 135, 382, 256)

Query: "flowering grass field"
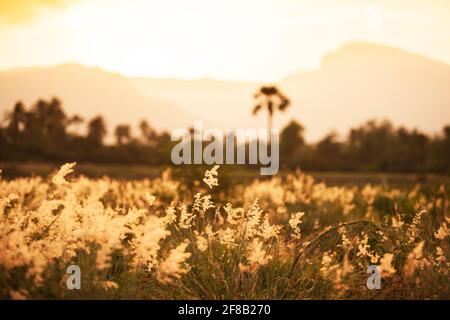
(0, 164, 448, 299)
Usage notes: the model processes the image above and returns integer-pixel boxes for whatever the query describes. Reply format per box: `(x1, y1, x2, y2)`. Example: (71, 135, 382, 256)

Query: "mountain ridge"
(1, 42, 449, 141)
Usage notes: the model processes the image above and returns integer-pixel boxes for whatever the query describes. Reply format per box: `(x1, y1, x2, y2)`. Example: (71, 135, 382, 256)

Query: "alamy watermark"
(170, 121, 279, 175)
(366, 265, 381, 290)
(66, 265, 81, 290)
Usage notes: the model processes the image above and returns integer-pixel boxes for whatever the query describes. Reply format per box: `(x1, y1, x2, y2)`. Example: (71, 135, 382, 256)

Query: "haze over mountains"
(1, 42, 449, 141)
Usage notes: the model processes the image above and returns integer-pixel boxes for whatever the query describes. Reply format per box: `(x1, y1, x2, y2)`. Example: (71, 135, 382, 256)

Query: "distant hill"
(280, 42, 450, 140)
(1, 42, 449, 141)
(0, 63, 196, 135)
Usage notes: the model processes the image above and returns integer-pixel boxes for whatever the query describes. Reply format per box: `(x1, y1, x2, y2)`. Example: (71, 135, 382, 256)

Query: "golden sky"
(1, 0, 449, 81)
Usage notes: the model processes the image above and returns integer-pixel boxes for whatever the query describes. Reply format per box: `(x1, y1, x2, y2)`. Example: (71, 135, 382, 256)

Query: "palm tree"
(114, 124, 131, 145)
(252, 86, 290, 141)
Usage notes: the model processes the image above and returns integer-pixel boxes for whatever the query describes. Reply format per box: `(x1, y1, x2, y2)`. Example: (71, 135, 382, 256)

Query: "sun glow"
(0, 0, 450, 81)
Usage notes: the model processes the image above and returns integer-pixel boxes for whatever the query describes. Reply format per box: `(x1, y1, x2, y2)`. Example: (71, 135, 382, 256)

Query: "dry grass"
(0, 164, 448, 299)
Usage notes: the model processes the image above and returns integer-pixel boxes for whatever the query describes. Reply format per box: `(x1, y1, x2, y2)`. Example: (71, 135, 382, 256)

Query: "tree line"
(0, 97, 449, 174)
(281, 120, 450, 173)
(0, 98, 172, 165)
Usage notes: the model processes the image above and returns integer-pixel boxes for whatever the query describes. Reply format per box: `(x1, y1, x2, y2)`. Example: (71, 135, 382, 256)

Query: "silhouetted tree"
(5, 101, 26, 142)
(1, 98, 449, 174)
(115, 124, 131, 145)
(315, 132, 342, 170)
(45, 97, 67, 145)
(139, 119, 156, 145)
(280, 120, 304, 167)
(347, 120, 394, 170)
(87, 116, 107, 147)
(252, 86, 290, 140)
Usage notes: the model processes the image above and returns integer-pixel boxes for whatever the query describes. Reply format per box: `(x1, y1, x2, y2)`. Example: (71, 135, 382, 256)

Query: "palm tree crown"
(252, 85, 290, 140)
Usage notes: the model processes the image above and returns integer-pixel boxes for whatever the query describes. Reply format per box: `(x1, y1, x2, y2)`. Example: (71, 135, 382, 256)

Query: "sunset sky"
(1, 0, 449, 81)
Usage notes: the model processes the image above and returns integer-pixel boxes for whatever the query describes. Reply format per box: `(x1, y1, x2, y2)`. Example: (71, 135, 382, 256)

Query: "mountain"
(0, 63, 196, 134)
(280, 42, 450, 140)
(1, 42, 449, 141)
(131, 77, 258, 131)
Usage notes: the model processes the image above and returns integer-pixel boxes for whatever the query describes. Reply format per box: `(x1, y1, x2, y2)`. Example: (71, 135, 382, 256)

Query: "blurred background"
(0, 0, 449, 182)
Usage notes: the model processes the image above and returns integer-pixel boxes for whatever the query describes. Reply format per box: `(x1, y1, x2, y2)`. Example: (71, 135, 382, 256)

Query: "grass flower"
(240, 238, 272, 273)
(194, 231, 208, 252)
(156, 240, 191, 284)
(434, 222, 449, 240)
(144, 192, 156, 206)
(178, 203, 195, 229)
(0, 163, 448, 299)
(404, 241, 425, 278)
(289, 212, 305, 239)
(378, 253, 396, 277)
(203, 165, 219, 189)
(52, 162, 76, 186)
